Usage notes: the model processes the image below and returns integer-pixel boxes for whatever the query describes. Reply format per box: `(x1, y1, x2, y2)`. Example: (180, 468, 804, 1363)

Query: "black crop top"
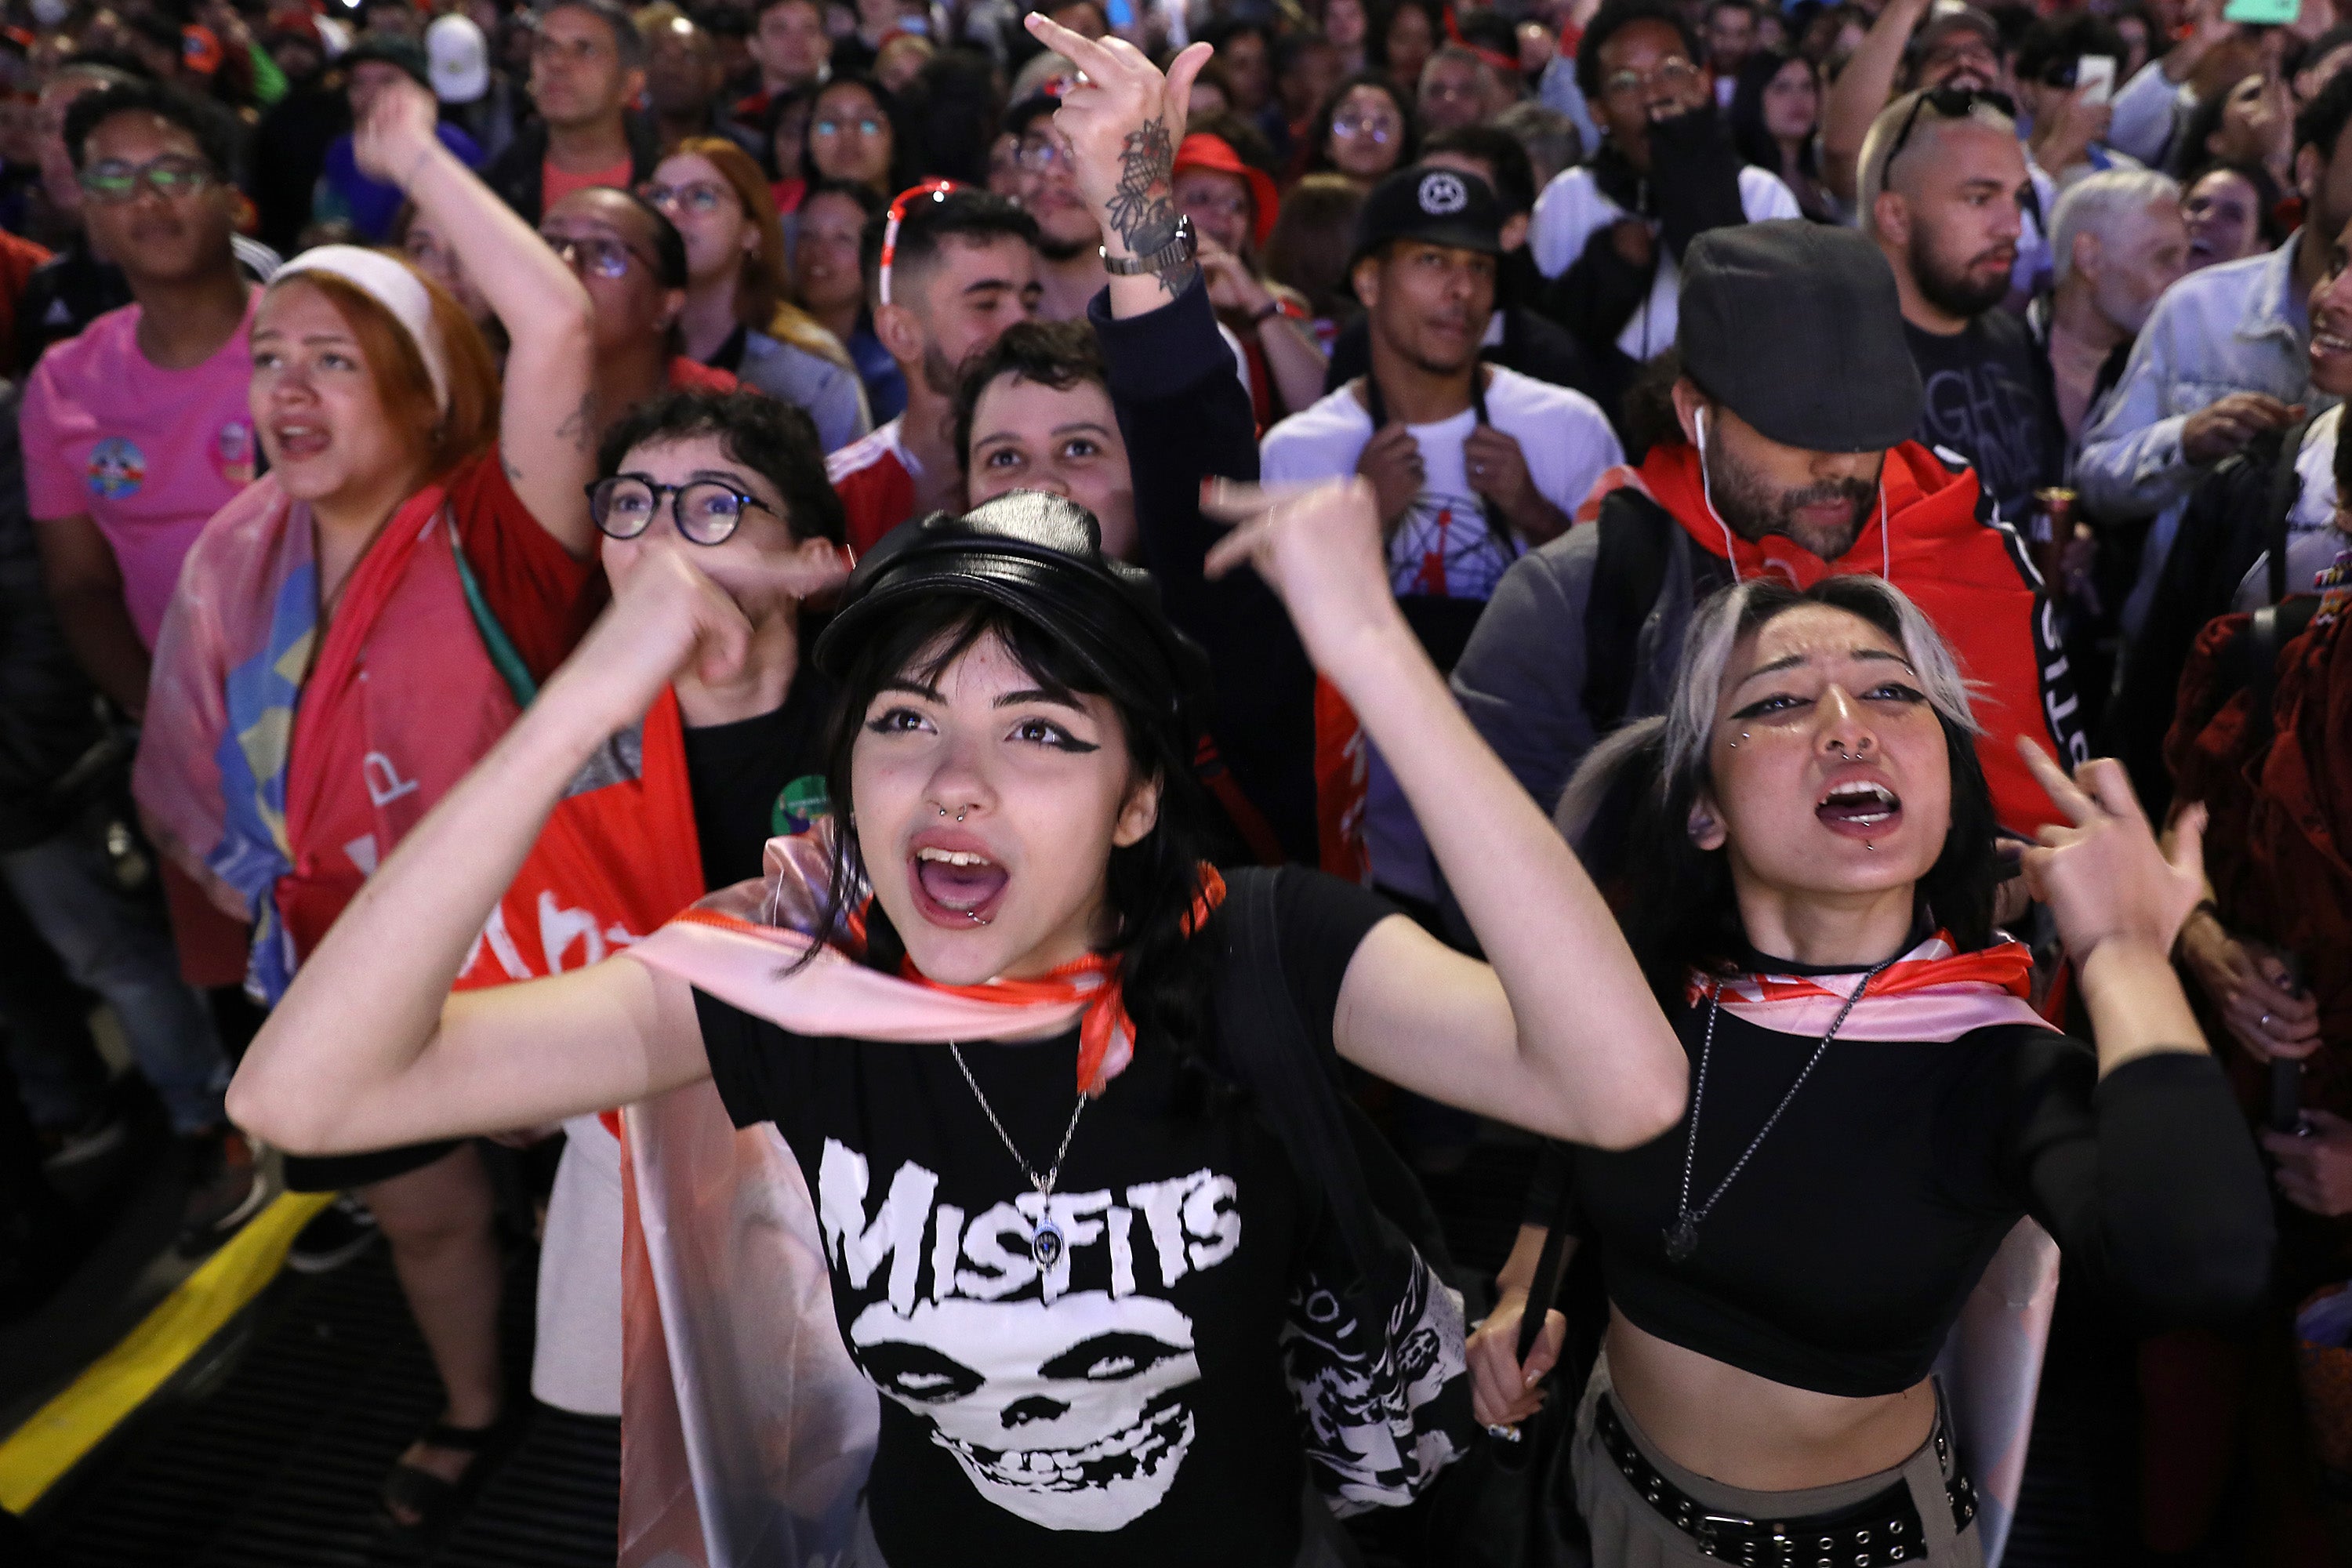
(1530, 1000, 2274, 1399)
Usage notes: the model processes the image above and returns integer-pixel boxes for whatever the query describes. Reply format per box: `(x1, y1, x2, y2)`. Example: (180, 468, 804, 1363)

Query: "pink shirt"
(20, 294, 260, 649)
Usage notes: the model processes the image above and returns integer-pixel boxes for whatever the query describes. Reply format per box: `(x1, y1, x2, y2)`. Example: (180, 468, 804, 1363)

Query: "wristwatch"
(1102, 216, 1196, 276)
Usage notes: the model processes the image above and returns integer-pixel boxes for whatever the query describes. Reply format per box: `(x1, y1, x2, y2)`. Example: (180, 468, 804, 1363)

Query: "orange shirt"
(543, 154, 635, 212)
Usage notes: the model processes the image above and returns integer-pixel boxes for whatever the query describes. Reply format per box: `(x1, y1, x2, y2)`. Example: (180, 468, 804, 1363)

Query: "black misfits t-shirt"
(1905, 312, 2062, 531)
(694, 869, 1396, 1566)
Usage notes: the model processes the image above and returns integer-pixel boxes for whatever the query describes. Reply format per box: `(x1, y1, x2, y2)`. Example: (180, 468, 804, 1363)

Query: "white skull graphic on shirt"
(816, 1138, 1243, 1532)
(851, 1291, 1201, 1529)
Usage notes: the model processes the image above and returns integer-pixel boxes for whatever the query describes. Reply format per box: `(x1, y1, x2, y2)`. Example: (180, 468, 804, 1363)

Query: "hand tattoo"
(1105, 117, 1196, 298)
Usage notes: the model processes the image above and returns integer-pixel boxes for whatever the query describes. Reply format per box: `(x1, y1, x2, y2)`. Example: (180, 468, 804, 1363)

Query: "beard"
(1911, 235, 2013, 320)
(1035, 231, 1092, 263)
(1704, 434, 1879, 561)
(920, 339, 962, 397)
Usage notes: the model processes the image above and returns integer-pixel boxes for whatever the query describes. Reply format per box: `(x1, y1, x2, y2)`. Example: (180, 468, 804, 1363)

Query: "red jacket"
(1640, 440, 2087, 839)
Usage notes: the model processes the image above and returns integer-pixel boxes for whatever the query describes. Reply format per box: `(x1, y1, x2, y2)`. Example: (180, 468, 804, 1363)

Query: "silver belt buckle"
(1693, 1514, 1750, 1556)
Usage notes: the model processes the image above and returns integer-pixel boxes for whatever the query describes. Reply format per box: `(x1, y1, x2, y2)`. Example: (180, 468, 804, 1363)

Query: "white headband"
(273, 245, 452, 414)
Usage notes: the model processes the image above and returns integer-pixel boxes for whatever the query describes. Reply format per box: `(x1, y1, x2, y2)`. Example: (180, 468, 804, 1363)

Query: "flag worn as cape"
(447, 696, 884, 1568)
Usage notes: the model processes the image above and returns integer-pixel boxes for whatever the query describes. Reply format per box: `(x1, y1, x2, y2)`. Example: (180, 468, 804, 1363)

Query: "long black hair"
(1559, 576, 2002, 1004)
(1728, 51, 1820, 180)
(811, 593, 1223, 1064)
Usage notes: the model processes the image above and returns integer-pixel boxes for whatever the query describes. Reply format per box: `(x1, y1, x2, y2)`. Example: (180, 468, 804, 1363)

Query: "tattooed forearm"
(555, 390, 598, 452)
(1104, 117, 1196, 297)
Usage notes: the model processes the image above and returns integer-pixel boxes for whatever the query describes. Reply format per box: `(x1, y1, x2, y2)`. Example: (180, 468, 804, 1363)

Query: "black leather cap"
(1676, 220, 1924, 454)
(813, 492, 1210, 750)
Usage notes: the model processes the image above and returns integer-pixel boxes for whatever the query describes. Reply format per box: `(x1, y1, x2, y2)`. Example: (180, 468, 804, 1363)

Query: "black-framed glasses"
(78, 154, 213, 205)
(1012, 135, 1070, 170)
(1599, 56, 1701, 104)
(1886, 85, 2016, 165)
(542, 233, 653, 281)
(587, 474, 780, 545)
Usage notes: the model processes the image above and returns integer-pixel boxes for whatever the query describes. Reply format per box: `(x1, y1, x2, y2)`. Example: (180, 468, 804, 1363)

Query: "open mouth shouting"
(271, 420, 330, 461)
(909, 829, 1011, 928)
(1816, 777, 1901, 840)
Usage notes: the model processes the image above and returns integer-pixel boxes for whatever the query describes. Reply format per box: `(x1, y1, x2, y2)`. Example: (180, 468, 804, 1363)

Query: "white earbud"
(1693, 404, 1740, 582)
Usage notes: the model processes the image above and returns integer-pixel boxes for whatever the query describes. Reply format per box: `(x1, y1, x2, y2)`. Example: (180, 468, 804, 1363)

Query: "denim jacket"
(2075, 234, 2336, 634)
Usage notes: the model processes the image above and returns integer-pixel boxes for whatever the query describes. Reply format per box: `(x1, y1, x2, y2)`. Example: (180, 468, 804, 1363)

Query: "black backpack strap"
(2265, 415, 2313, 607)
(2248, 604, 2285, 752)
(1581, 494, 1679, 733)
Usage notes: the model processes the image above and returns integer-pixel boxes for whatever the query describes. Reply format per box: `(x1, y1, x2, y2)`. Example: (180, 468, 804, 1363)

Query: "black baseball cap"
(1005, 53, 1079, 138)
(1676, 220, 1923, 454)
(1348, 164, 1505, 272)
(343, 36, 432, 92)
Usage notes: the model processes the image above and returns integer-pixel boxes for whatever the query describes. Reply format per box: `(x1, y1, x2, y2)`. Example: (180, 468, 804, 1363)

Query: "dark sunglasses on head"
(1887, 85, 2016, 164)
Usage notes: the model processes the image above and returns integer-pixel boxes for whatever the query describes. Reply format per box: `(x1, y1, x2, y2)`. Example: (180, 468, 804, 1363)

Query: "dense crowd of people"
(0, 0, 2348, 1560)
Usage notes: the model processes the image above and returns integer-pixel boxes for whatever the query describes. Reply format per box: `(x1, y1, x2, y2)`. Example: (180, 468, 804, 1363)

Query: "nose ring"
(936, 807, 966, 822)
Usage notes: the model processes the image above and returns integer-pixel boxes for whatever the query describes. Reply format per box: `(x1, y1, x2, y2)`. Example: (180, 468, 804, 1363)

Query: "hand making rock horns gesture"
(1022, 11, 1214, 290)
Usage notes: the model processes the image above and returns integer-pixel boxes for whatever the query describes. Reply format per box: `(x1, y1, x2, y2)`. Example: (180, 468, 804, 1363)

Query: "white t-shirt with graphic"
(1259, 366, 1621, 899)
(1260, 365, 1622, 603)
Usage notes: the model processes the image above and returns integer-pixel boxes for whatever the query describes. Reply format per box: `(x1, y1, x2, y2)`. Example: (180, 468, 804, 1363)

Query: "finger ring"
(1075, 70, 1091, 85)
(1485, 1423, 1523, 1443)
(2263, 1013, 2274, 1029)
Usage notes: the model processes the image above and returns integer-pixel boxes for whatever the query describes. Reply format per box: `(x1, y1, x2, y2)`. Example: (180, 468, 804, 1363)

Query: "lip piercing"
(966, 910, 990, 926)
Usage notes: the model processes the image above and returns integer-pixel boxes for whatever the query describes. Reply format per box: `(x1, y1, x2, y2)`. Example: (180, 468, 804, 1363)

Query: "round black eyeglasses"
(586, 475, 781, 546)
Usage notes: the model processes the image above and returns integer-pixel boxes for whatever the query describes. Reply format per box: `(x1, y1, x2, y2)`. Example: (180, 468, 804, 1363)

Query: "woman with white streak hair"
(1467, 575, 2271, 1566)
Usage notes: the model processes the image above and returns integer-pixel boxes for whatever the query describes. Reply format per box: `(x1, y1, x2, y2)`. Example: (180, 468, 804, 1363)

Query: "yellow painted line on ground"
(0, 1189, 333, 1513)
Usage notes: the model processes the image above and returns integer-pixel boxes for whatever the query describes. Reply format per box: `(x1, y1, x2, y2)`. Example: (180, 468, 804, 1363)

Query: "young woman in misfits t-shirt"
(1464, 575, 2273, 1566)
(225, 460, 1691, 1566)
(221, 27, 1690, 1562)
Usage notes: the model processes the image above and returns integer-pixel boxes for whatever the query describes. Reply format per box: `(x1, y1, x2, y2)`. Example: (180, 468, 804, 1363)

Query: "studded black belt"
(1594, 1395, 1978, 1566)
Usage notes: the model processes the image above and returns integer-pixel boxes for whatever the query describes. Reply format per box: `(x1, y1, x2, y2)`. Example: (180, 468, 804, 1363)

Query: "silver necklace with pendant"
(950, 1042, 1088, 1269)
(1663, 956, 1893, 1265)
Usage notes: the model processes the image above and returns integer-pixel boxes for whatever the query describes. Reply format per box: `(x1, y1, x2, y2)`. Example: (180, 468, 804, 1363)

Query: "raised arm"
(2004, 739, 2271, 1322)
(357, 74, 597, 555)
(1203, 477, 1687, 1149)
(1821, 0, 1928, 204)
(226, 554, 753, 1154)
(1044, 13, 1320, 860)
